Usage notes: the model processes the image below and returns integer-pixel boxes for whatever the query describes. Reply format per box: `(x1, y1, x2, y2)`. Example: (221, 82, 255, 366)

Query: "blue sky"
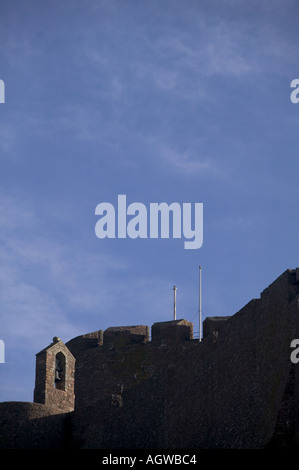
(1, 0, 299, 402)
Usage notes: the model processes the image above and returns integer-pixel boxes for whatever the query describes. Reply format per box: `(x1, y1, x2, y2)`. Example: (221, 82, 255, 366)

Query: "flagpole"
(199, 266, 202, 342)
(173, 286, 177, 320)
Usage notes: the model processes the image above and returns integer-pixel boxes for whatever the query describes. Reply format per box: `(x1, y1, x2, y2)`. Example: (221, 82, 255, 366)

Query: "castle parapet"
(151, 319, 193, 346)
(103, 325, 150, 348)
(202, 316, 231, 341)
(66, 330, 103, 356)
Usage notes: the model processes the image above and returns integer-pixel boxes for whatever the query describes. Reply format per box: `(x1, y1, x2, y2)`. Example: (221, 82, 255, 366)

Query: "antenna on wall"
(199, 266, 202, 342)
(173, 285, 177, 320)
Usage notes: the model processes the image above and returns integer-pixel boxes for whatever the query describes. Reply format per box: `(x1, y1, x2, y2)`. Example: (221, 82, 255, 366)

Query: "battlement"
(66, 319, 194, 356)
(3, 268, 299, 449)
(202, 316, 231, 341)
(103, 325, 150, 348)
(151, 319, 193, 346)
(33, 268, 299, 420)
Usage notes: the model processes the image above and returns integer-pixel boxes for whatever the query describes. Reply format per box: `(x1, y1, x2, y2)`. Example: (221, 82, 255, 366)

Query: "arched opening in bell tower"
(54, 352, 66, 390)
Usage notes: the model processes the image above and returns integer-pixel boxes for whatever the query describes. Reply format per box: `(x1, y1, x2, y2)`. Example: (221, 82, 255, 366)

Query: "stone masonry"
(34, 336, 75, 413)
(1, 268, 299, 448)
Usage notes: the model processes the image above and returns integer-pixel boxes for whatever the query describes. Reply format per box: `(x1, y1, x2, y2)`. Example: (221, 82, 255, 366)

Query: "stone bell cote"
(34, 336, 75, 412)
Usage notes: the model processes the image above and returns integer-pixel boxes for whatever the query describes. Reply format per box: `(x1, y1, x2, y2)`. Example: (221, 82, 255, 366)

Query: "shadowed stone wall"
(1, 269, 299, 449)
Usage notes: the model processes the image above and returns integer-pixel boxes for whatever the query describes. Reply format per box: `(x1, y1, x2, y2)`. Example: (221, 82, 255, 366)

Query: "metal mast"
(173, 285, 177, 320)
(199, 266, 202, 342)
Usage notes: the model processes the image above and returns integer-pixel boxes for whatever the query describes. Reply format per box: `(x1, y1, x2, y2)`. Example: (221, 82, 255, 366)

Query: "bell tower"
(34, 336, 75, 412)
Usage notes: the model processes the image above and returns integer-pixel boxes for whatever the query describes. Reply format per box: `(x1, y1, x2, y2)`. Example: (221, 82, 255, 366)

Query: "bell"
(55, 370, 61, 382)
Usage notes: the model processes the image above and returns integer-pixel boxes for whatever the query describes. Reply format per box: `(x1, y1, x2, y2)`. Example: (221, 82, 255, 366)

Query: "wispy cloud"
(153, 24, 252, 80)
(0, 194, 123, 345)
(161, 147, 230, 178)
(0, 122, 18, 157)
(0, 193, 174, 350)
(1, 34, 41, 70)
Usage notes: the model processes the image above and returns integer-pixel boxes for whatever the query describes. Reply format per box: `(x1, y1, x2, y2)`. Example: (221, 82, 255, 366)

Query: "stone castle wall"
(0, 402, 69, 449)
(1, 268, 299, 449)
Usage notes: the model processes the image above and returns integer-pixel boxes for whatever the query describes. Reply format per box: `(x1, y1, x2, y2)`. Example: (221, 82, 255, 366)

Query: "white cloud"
(161, 147, 230, 178)
(0, 193, 125, 346)
(0, 193, 176, 350)
(1, 35, 41, 70)
(0, 123, 18, 157)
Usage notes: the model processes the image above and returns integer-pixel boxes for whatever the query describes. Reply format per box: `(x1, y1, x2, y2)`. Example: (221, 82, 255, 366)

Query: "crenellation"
(2, 268, 299, 448)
